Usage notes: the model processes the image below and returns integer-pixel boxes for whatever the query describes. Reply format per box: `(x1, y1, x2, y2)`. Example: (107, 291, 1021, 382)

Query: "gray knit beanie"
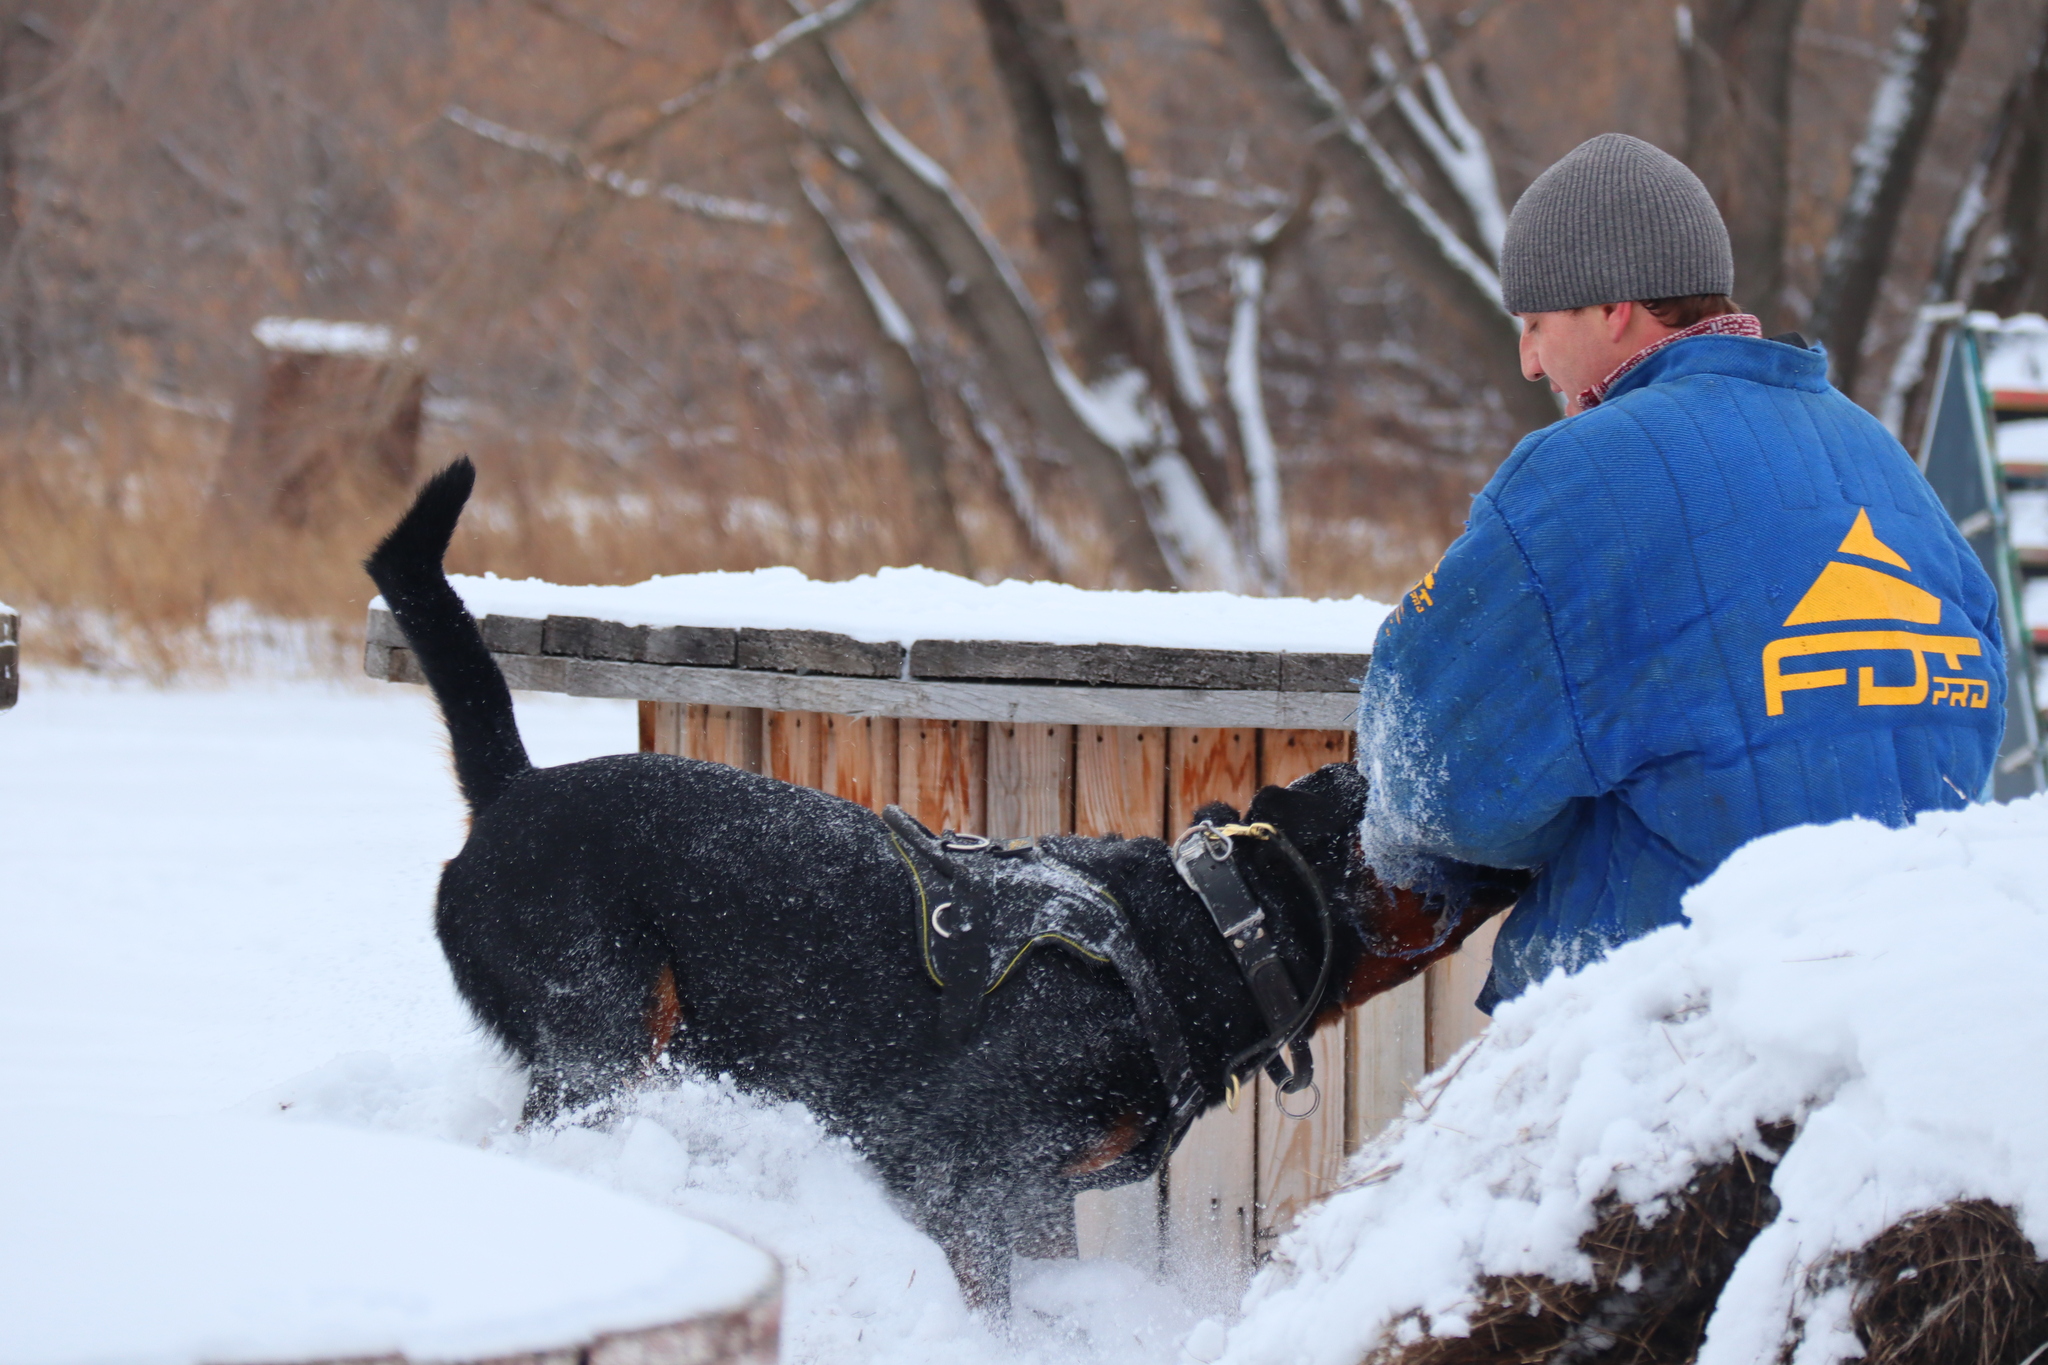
(1499, 134, 1733, 314)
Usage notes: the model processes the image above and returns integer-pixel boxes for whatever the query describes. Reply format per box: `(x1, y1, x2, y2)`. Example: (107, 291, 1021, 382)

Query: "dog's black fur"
(367, 459, 1524, 1304)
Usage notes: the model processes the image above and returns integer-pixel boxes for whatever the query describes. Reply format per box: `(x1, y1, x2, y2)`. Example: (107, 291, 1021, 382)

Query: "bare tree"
(1204, 0, 1559, 437)
(1678, 0, 1805, 332)
(1808, 0, 1973, 397)
(1878, 13, 2048, 440)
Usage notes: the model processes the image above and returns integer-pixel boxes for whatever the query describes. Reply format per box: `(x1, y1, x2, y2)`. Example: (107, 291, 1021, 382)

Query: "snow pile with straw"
(1210, 794, 2048, 1365)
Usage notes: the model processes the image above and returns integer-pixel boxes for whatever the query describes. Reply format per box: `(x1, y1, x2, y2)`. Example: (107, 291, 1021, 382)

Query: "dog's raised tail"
(365, 458, 531, 812)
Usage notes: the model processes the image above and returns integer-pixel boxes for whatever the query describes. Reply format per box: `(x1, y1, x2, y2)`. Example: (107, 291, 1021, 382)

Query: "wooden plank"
(985, 723, 1074, 837)
(1075, 1178, 1161, 1270)
(1168, 728, 1259, 830)
(1257, 728, 1352, 790)
(685, 703, 765, 774)
(1255, 1019, 1349, 1251)
(639, 700, 684, 755)
(1425, 916, 1501, 1072)
(896, 719, 987, 834)
(737, 627, 902, 678)
(819, 713, 897, 811)
(1347, 976, 1427, 1153)
(543, 615, 736, 667)
(1164, 725, 1262, 1280)
(0, 605, 15, 712)
(1074, 726, 1168, 838)
(909, 639, 1280, 690)
(370, 648, 1361, 729)
(1279, 653, 1371, 693)
(764, 710, 826, 790)
(1165, 1099, 1258, 1298)
(477, 614, 544, 655)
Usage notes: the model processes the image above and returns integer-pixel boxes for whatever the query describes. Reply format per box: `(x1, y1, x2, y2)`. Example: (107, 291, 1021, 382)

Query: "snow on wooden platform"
(433, 565, 1388, 654)
(1, 1114, 779, 1365)
(367, 567, 1387, 727)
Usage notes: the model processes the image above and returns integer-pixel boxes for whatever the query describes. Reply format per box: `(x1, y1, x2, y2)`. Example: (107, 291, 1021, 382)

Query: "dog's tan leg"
(645, 963, 683, 1063)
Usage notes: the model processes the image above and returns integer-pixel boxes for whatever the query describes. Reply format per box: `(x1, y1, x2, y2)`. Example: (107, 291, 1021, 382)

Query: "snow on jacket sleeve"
(1356, 488, 1599, 880)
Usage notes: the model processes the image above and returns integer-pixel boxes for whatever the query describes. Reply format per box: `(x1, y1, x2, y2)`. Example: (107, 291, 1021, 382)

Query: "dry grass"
(0, 385, 1451, 682)
(1364, 1124, 1794, 1365)
(1843, 1201, 2048, 1365)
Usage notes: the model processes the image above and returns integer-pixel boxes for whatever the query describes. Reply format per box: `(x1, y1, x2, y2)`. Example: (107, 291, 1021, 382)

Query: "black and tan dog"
(366, 459, 1523, 1304)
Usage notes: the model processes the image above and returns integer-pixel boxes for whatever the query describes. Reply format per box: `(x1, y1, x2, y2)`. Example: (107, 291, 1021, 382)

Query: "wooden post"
(1426, 918, 1500, 1071)
(820, 713, 898, 811)
(0, 605, 15, 711)
(896, 719, 987, 833)
(764, 710, 826, 790)
(1072, 724, 1170, 1267)
(1252, 730, 1353, 1250)
(1163, 727, 1260, 1290)
(986, 723, 1074, 837)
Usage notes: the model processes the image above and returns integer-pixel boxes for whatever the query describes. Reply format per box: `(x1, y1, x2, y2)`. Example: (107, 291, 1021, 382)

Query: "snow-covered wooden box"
(364, 567, 1496, 1275)
(5, 1115, 780, 1365)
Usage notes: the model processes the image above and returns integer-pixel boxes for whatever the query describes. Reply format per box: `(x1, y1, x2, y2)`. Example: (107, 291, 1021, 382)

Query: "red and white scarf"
(1577, 312, 1763, 411)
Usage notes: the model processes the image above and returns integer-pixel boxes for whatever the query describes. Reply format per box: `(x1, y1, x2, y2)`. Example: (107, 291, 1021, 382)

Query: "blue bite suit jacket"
(1356, 335, 2005, 1009)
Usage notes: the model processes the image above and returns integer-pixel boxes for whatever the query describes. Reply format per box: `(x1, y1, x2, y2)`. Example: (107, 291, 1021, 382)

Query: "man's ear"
(1603, 300, 1636, 342)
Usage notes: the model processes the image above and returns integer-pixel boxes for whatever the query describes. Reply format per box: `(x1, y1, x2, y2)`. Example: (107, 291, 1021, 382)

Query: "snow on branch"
(1371, 0, 1508, 260)
(1283, 45, 1509, 323)
(1226, 176, 1315, 595)
(443, 105, 787, 225)
(592, 0, 890, 156)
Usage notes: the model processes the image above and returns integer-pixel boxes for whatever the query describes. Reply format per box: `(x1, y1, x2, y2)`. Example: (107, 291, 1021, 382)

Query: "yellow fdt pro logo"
(1762, 509, 1985, 717)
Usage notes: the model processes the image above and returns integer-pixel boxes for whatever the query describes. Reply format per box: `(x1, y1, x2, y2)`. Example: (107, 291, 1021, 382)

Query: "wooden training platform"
(366, 600, 1496, 1276)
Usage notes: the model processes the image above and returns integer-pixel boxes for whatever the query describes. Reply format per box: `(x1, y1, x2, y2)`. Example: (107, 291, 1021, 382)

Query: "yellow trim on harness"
(1211, 822, 1276, 841)
(887, 833, 945, 988)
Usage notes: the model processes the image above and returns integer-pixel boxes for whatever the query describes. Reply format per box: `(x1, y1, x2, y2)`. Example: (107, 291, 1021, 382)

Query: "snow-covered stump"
(217, 317, 425, 528)
(3, 1115, 780, 1365)
(362, 568, 1483, 1286)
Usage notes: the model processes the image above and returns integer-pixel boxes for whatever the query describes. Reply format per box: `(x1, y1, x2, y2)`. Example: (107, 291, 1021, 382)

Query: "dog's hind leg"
(514, 958, 683, 1126)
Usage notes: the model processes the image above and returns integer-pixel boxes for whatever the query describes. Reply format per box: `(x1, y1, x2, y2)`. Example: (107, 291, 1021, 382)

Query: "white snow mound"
(0, 1113, 771, 1365)
(1216, 794, 2048, 1365)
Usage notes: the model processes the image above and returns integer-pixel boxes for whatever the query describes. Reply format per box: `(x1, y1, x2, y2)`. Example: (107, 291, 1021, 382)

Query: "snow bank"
(1, 1114, 770, 1365)
(1214, 794, 2048, 1365)
(431, 565, 1391, 655)
(259, 1052, 1199, 1365)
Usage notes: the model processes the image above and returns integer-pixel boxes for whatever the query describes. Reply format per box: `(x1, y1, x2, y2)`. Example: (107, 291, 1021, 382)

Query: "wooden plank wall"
(638, 701, 1490, 1280)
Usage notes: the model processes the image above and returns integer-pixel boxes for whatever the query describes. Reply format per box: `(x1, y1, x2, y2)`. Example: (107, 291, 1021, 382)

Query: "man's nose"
(1518, 328, 1544, 382)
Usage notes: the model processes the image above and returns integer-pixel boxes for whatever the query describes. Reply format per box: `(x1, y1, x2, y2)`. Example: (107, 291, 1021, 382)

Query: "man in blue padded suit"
(1356, 133, 2005, 1012)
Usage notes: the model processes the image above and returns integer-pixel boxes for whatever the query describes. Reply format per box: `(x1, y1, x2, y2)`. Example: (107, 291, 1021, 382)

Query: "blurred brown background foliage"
(0, 0, 2043, 674)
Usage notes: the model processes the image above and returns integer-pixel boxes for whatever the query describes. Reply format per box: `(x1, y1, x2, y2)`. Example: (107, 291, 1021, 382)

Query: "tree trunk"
(1680, 0, 1806, 332)
(1206, 0, 1560, 439)
(791, 170, 977, 578)
(1808, 0, 1973, 399)
(970, 0, 1127, 380)
(782, 36, 1177, 587)
(976, 0, 1241, 516)
(1968, 28, 2048, 318)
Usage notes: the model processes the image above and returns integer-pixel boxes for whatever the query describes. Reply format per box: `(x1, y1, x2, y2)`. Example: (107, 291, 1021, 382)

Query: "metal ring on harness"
(930, 900, 959, 938)
(1275, 1078, 1321, 1120)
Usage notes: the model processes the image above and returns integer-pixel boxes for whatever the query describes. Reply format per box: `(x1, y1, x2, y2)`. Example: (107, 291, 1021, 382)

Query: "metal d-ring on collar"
(1172, 820, 1334, 1119)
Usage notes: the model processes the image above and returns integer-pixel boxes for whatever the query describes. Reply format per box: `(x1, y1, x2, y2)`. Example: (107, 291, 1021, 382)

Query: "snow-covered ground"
(0, 675, 1199, 1365)
(10, 671, 2045, 1365)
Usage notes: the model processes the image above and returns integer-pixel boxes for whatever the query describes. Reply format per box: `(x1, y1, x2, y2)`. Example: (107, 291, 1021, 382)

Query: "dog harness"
(881, 806, 1330, 1177)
